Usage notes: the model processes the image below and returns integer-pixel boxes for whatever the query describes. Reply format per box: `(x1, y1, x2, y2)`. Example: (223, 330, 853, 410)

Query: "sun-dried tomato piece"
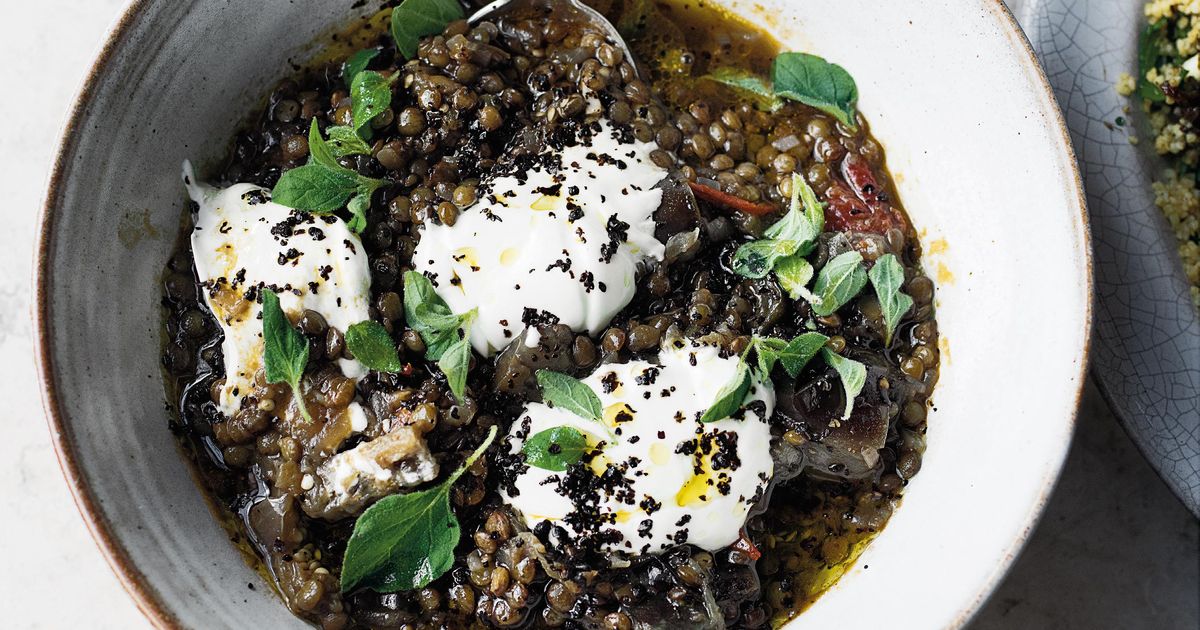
(687, 181, 778, 216)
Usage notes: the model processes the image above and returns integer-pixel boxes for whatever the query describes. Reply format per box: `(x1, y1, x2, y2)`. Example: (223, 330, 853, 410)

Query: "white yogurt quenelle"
(184, 161, 372, 427)
(502, 338, 776, 555)
(413, 120, 670, 356)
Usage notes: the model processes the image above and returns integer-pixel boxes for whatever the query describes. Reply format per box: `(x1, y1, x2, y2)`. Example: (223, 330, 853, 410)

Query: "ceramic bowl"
(36, 0, 1091, 628)
(1017, 0, 1200, 517)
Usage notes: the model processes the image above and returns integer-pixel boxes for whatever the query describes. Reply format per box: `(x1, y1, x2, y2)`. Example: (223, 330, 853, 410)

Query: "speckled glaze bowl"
(1018, 0, 1200, 517)
(36, 1, 1091, 628)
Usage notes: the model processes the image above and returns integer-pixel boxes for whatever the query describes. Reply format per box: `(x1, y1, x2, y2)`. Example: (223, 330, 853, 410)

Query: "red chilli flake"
(733, 530, 762, 561)
(687, 181, 778, 216)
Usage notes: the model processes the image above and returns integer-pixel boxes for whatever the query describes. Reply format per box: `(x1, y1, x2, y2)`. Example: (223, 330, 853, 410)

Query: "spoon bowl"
(468, 0, 638, 73)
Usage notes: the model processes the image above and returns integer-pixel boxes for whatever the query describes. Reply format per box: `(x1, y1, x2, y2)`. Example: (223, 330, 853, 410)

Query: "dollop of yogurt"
(502, 338, 775, 555)
(184, 162, 371, 420)
(413, 120, 669, 356)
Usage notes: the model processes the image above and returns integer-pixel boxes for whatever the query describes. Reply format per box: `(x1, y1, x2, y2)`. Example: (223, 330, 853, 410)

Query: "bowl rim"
(32, 1, 1093, 628)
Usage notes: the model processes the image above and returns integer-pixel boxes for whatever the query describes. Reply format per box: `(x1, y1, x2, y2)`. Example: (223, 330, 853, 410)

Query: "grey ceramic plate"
(1017, 0, 1200, 516)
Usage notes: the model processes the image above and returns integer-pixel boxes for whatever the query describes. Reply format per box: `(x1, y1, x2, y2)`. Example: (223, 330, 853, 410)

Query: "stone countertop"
(1, 2, 1195, 629)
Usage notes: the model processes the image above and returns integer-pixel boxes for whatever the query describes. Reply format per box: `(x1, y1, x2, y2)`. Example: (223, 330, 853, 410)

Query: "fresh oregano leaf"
(272, 164, 359, 213)
(774, 254, 815, 301)
(522, 426, 590, 472)
(307, 119, 339, 169)
(438, 335, 473, 403)
(345, 320, 403, 373)
(772, 52, 859, 130)
(794, 172, 825, 233)
(821, 349, 866, 421)
(344, 48, 380, 87)
(811, 251, 868, 316)
(347, 174, 385, 234)
(751, 336, 788, 378)
(732, 238, 800, 279)
(706, 68, 783, 111)
(700, 360, 752, 423)
(765, 175, 820, 247)
(401, 271, 475, 401)
(779, 332, 829, 378)
(261, 290, 313, 422)
(347, 195, 369, 234)
(868, 254, 914, 345)
(391, 0, 464, 60)
(276, 122, 385, 227)
(536, 370, 603, 423)
(403, 270, 444, 316)
(1138, 19, 1168, 102)
(340, 425, 497, 593)
(327, 125, 373, 157)
(402, 271, 469, 359)
(350, 70, 397, 132)
(738, 173, 825, 283)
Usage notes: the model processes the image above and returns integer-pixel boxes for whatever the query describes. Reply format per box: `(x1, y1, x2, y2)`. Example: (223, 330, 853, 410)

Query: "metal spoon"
(468, 0, 638, 73)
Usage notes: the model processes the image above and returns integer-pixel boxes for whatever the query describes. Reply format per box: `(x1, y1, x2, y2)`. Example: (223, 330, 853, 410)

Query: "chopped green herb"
(774, 254, 815, 301)
(326, 125, 373, 157)
(343, 48, 380, 87)
(340, 425, 497, 593)
(535, 370, 615, 441)
(811, 251, 868, 316)
(260, 291, 312, 422)
(706, 68, 783, 111)
(751, 332, 828, 379)
(350, 70, 397, 132)
(437, 335, 473, 403)
(272, 164, 359, 214)
(868, 254, 914, 345)
(522, 426, 591, 472)
(345, 320, 403, 373)
(731, 238, 801, 279)
(401, 271, 475, 402)
(403, 272, 475, 359)
(391, 0, 464, 60)
(772, 52, 859, 130)
(272, 120, 385, 232)
(700, 360, 752, 423)
(779, 332, 830, 378)
(733, 173, 823, 283)
(822, 349, 866, 421)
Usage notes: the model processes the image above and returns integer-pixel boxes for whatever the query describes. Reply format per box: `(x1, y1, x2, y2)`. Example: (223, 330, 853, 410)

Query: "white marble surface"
(0, 2, 1195, 629)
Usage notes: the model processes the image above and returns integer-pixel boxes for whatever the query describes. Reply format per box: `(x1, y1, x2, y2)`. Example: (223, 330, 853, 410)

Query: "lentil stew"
(161, 1, 939, 628)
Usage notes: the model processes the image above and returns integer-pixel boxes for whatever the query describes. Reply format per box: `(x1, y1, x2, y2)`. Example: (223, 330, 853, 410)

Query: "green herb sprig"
(345, 321, 404, 373)
(260, 290, 313, 422)
(731, 173, 824, 280)
(272, 119, 385, 233)
(340, 425, 497, 593)
(709, 52, 858, 128)
(699, 359, 753, 423)
(751, 332, 828, 380)
(391, 0, 464, 60)
(704, 332, 869, 423)
(705, 68, 783, 112)
(350, 70, 398, 134)
(822, 348, 867, 421)
(343, 48, 380, 87)
(402, 271, 476, 403)
(522, 426, 591, 472)
(868, 253, 914, 345)
(810, 250, 869, 317)
(535, 370, 616, 442)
